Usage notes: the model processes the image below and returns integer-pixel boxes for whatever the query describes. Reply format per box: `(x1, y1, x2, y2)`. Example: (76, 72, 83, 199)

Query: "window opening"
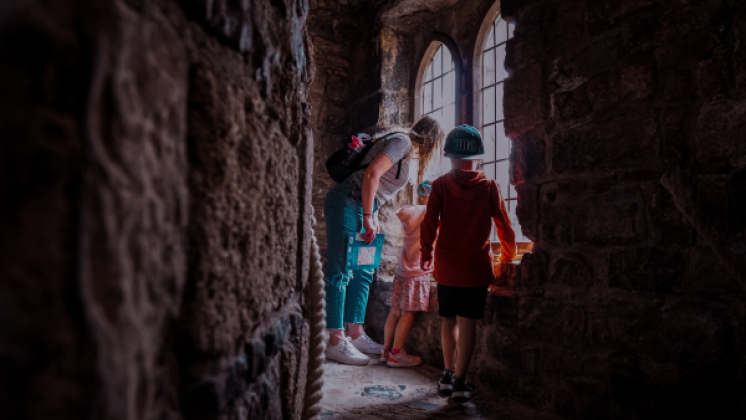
(480, 16, 530, 245)
(420, 44, 456, 181)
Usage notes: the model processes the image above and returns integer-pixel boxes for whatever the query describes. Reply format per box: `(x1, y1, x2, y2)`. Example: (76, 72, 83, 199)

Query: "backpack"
(325, 132, 405, 183)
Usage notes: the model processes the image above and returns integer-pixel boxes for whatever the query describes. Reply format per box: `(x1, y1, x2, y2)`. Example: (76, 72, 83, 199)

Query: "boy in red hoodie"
(420, 125, 516, 400)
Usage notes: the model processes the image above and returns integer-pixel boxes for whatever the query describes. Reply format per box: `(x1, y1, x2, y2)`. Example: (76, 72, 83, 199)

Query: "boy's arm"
(420, 180, 442, 263)
(491, 181, 517, 262)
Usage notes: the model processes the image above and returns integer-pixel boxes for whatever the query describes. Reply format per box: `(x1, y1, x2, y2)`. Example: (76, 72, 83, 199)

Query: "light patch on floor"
(320, 355, 564, 420)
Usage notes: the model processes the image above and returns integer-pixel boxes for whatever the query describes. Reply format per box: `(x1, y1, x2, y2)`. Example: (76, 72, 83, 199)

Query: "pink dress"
(386, 205, 432, 312)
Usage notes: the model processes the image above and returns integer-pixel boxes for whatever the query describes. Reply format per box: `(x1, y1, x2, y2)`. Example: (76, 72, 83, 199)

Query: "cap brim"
(444, 153, 486, 160)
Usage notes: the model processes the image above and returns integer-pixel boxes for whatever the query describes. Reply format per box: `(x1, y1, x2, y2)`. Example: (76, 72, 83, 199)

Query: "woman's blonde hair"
(409, 115, 444, 182)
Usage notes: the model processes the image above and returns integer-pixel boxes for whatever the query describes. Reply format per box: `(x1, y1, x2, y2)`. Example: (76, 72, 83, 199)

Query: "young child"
(420, 125, 516, 400)
(380, 180, 434, 368)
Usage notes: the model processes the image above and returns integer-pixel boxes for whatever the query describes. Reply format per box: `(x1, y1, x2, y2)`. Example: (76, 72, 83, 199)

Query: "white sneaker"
(325, 337, 369, 365)
(386, 349, 422, 368)
(349, 332, 384, 354)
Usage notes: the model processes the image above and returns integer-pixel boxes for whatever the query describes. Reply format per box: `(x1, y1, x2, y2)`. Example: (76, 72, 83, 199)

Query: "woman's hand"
(360, 153, 394, 243)
(362, 215, 378, 244)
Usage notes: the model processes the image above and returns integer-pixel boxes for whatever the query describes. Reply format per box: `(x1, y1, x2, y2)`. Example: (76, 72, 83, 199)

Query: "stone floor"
(320, 355, 563, 420)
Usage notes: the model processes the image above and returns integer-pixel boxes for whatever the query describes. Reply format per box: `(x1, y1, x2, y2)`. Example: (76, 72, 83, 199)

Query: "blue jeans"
(324, 177, 378, 330)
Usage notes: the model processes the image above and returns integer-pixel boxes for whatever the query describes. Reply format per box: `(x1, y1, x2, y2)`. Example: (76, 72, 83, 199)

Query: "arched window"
(416, 43, 457, 181)
(477, 14, 530, 244)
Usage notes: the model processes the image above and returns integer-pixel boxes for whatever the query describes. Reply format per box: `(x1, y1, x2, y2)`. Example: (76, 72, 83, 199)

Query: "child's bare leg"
(441, 317, 458, 371)
(384, 308, 401, 348)
(455, 316, 477, 378)
(392, 310, 415, 349)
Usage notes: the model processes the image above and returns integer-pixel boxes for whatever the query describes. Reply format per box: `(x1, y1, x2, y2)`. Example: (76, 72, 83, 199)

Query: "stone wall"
(307, 0, 409, 274)
(356, 0, 746, 418)
(497, 0, 746, 417)
(307, 0, 356, 260)
(0, 1, 314, 419)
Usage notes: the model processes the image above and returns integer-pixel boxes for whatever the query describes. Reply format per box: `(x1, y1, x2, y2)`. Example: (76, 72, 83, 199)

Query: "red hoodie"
(420, 169, 516, 287)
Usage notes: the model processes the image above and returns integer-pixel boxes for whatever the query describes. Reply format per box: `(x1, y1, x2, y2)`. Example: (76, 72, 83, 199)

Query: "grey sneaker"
(349, 331, 383, 355)
(439, 369, 455, 392)
(451, 376, 476, 400)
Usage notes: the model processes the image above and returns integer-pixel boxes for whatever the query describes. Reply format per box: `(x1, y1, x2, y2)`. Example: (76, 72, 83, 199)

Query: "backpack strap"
(354, 132, 408, 177)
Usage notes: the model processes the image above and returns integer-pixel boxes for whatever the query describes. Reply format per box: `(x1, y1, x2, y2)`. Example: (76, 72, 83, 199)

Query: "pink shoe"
(386, 349, 422, 368)
(379, 349, 390, 363)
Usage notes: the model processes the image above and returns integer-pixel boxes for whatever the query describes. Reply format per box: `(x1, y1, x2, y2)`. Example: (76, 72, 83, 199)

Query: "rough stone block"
(644, 183, 694, 247)
(518, 298, 585, 343)
(695, 175, 730, 245)
(686, 247, 740, 295)
(621, 299, 739, 385)
(571, 184, 646, 246)
(662, 69, 695, 102)
(550, 253, 594, 289)
(515, 183, 539, 240)
(246, 339, 267, 382)
(511, 127, 547, 183)
(351, 34, 382, 96)
(608, 247, 686, 294)
(586, 63, 655, 113)
(519, 250, 549, 294)
(735, 22, 746, 89)
(551, 84, 592, 121)
(552, 108, 659, 174)
(312, 36, 351, 57)
(694, 98, 746, 165)
(504, 63, 547, 137)
(660, 105, 694, 162)
(505, 27, 549, 71)
(556, 36, 625, 79)
(539, 204, 573, 246)
(696, 48, 731, 96)
(310, 70, 327, 95)
(486, 334, 525, 373)
(350, 91, 383, 132)
(585, 0, 656, 37)
(655, 15, 719, 69)
(538, 182, 585, 246)
(326, 74, 350, 103)
(319, 101, 349, 134)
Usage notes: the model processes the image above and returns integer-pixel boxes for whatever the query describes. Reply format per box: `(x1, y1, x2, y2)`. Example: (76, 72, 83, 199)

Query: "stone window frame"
(412, 34, 465, 190)
(472, 2, 531, 250)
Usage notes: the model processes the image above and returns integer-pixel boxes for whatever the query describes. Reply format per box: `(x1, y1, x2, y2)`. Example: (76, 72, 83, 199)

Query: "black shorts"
(437, 284, 489, 320)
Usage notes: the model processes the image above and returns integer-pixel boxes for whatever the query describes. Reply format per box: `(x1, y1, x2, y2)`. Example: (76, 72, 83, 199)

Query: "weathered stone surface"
(585, 62, 655, 114)
(504, 63, 546, 137)
(511, 127, 547, 183)
(644, 183, 695, 247)
(551, 84, 592, 121)
(572, 184, 646, 246)
(519, 250, 549, 294)
(693, 97, 746, 165)
(515, 183, 538, 240)
(552, 108, 659, 174)
(518, 298, 586, 343)
(584, 0, 656, 37)
(550, 253, 594, 289)
(0, 0, 314, 419)
(697, 48, 731, 96)
(608, 247, 686, 294)
(694, 175, 731, 245)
